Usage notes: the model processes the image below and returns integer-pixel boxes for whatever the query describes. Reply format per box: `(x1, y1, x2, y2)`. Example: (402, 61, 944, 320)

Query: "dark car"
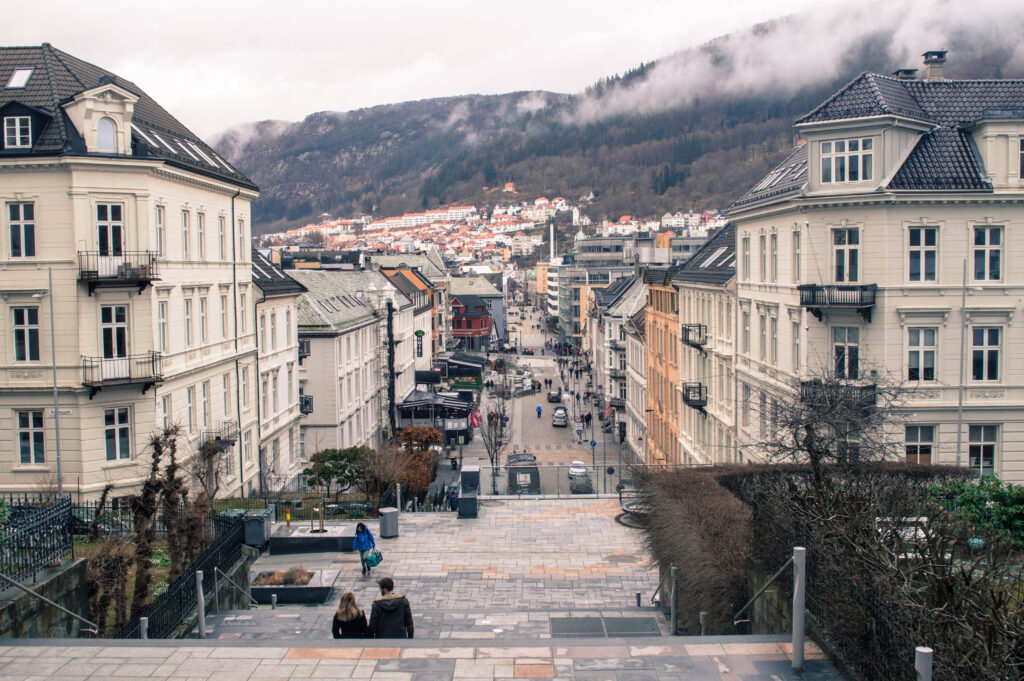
(569, 472, 595, 494)
(546, 390, 562, 403)
(522, 348, 535, 355)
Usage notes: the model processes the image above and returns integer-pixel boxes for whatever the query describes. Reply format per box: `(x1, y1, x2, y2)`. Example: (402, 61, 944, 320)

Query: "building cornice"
(730, 191, 1024, 223)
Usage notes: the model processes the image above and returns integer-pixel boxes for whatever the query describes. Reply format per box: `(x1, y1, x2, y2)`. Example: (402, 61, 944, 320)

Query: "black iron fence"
(0, 495, 73, 584)
(115, 514, 244, 639)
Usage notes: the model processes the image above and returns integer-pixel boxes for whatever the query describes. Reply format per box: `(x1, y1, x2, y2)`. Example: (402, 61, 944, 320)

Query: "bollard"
(271, 593, 277, 610)
(139, 616, 148, 640)
(699, 611, 707, 637)
(214, 569, 220, 614)
(669, 565, 679, 635)
(286, 507, 291, 527)
(792, 547, 806, 670)
(915, 647, 933, 681)
(636, 592, 642, 608)
(195, 570, 206, 639)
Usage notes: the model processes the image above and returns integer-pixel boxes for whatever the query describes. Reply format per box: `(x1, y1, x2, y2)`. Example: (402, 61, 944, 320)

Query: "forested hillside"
(212, 3, 1024, 233)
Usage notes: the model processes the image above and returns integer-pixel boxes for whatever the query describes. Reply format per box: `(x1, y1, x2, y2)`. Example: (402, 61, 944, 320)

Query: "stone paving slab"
(0, 637, 841, 681)
(209, 499, 662, 641)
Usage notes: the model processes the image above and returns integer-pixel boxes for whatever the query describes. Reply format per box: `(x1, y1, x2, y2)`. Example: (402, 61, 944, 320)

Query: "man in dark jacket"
(368, 577, 414, 638)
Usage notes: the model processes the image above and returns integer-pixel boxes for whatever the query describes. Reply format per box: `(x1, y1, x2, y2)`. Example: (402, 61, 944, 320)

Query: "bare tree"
(357, 445, 415, 509)
(478, 367, 515, 493)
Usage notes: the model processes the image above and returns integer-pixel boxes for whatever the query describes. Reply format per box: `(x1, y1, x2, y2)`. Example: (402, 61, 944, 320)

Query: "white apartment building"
(252, 251, 306, 492)
(623, 308, 646, 464)
(731, 52, 1024, 481)
(588, 277, 645, 423)
(0, 45, 259, 499)
(672, 225, 737, 465)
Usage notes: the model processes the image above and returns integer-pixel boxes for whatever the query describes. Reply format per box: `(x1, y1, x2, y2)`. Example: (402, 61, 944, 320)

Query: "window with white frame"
(13, 306, 39, 361)
(155, 205, 165, 256)
(272, 371, 279, 413)
(759, 391, 767, 438)
(971, 327, 1000, 381)
(908, 328, 937, 382)
(820, 138, 873, 183)
(3, 116, 31, 148)
(259, 314, 266, 349)
(239, 292, 247, 333)
(96, 117, 116, 153)
(285, 309, 291, 343)
(741, 236, 750, 280)
(186, 386, 196, 434)
(758, 313, 766, 360)
(9, 202, 35, 257)
(241, 366, 249, 408)
(243, 429, 252, 462)
(261, 373, 269, 416)
(270, 312, 277, 350)
(791, 230, 800, 284)
(973, 226, 1001, 281)
(96, 203, 123, 257)
(833, 326, 859, 379)
(759, 234, 766, 282)
(200, 381, 210, 429)
(181, 210, 190, 260)
(161, 395, 171, 431)
(222, 373, 231, 416)
(184, 298, 193, 347)
(104, 407, 131, 460)
(199, 297, 208, 344)
(792, 320, 800, 373)
(218, 216, 226, 260)
(158, 301, 168, 352)
(197, 213, 205, 259)
(17, 410, 44, 464)
(220, 294, 229, 337)
(238, 219, 246, 258)
(832, 227, 859, 282)
(968, 424, 997, 476)
(770, 233, 778, 283)
(742, 311, 750, 354)
(905, 425, 934, 465)
(909, 227, 938, 282)
(770, 316, 778, 363)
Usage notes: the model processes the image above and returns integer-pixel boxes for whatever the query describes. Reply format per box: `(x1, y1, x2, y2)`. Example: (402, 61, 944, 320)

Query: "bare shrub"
(252, 567, 314, 586)
(86, 536, 133, 635)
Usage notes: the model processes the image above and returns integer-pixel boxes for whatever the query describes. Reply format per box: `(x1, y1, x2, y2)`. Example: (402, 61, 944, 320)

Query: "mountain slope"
(213, 1, 1024, 232)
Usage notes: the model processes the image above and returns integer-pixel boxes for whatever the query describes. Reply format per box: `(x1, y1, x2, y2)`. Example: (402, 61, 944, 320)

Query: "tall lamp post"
(33, 268, 62, 494)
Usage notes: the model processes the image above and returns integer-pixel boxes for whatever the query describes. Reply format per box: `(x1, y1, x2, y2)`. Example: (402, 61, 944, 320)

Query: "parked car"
(569, 471, 594, 494)
(568, 460, 588, 476)
(552, 406, 569, 427)
(547, 390, 562, 403)
(507, 451, 537, 465)
(522, 348, 535, 355)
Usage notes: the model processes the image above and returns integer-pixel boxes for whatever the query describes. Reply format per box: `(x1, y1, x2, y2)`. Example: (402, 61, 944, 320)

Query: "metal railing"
(77, 251, 159, 291)
(0, 495, 73, 583)
(798, 284, 877, 321)
(82, 352, 163, 388)
(299, 394, 313, 415)
(115, 514, 244, 639)
(681, 324, 707, 348)
(682, 382, 708, 409)
(609, 368, 626, 379)
(799, 381, 877, 411)
(214, 566, 257, 612)
(199, 421, 239, 452)
(0, 571, 97, 635)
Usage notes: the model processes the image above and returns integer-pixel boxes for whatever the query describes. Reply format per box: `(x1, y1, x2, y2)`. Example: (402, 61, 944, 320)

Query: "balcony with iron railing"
(82, 352, 163, 398)
(798, 283, 878, 322)
(681, 324, 707, 353)
(682, 382, 708, 411)
(77, 251, 159, 295)
(800, 381, 877, 412)
(609, 368, 626, 380)
(609, 396, 626, 408)
(608, 339, 624, 351)
(298, 338, 311, 361)
(199, 421, 239, 453)
(299, 395, 314, 415)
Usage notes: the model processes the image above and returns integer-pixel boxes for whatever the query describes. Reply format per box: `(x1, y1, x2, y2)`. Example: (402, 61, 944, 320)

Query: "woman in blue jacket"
(354, 522, 376, 576)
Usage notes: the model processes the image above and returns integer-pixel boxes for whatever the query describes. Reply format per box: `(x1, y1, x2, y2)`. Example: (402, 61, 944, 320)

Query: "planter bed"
(250, 568, 339, 605)
(268, 524, 354, 554)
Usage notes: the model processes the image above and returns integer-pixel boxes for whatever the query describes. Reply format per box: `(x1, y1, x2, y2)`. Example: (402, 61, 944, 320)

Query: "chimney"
(922, 50, 947, 80)
(892, 68, 918, 81)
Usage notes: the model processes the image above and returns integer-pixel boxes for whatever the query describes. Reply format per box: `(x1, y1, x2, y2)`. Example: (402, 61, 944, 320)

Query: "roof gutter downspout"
(230, 188, 246, 496)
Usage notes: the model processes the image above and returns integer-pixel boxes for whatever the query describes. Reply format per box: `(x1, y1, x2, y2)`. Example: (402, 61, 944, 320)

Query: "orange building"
(644, 268, 681, 464)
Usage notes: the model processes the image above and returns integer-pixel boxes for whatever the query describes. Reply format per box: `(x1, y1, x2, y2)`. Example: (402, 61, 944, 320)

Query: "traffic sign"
(590, 440, 597, 448)
(607, 467, 615, 475)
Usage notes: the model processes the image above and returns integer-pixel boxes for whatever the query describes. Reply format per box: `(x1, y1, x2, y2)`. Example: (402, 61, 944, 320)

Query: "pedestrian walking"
(354, 522, 376, 576)
(369, 577, 415, 639)
(332, 592, 371, 639)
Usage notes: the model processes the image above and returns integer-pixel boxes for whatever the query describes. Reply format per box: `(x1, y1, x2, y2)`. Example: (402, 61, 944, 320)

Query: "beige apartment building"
(0, 45, 259, 498)
(731, 52, 1024, 481)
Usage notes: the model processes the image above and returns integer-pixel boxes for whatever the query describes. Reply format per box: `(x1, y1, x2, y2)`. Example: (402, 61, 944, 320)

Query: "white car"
(569, 460, 588, 475)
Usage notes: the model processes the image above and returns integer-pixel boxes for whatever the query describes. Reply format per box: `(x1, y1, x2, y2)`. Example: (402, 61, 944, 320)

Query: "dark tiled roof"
(734, 74, 1024, 210)
(0, 44, 256, 189)
(672, 224, 736, 286)
(624, 308, 645, 340)
(731, 145, 808, 209)
(452, 294, 489, 317)
(251, 250, 306, 297)
(797, 72, 930, 125)
(594, 275, 635, 306)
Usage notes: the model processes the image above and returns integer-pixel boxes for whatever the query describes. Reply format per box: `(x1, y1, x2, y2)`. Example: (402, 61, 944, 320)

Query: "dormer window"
(97, 117, 117, 153)
(6, 69, 33, 89)
(4, 116, 31, 148)
(821, 138, 873, 184)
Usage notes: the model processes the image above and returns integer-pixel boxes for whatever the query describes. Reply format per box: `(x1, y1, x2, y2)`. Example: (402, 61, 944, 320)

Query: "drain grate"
(604, 617, 661, 636)
(603, 553, 637, 564)
(550, 616, 661, 638)
(550, 617, 605, 637)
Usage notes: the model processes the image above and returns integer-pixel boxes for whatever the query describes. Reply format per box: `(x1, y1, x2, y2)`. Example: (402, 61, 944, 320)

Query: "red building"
(451, 294, 493, 351)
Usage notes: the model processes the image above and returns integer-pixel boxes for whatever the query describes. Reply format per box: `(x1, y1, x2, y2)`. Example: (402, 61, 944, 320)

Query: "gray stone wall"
(0, 559, 90, 638)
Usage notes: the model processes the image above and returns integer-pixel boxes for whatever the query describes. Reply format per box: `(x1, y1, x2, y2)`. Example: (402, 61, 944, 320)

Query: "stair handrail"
(0, 571, 98, 635)
(732, 555, 794, 626)
(214, 566, 258, 611)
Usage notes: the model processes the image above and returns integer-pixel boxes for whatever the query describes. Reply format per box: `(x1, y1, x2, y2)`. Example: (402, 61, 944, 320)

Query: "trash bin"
(379, 507, 399, 538)
(458, 466, 480, 519)
(243, 508, 272, 547)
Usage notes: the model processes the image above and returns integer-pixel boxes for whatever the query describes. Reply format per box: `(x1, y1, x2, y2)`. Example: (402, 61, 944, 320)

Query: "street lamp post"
(34, 268, 62, 494)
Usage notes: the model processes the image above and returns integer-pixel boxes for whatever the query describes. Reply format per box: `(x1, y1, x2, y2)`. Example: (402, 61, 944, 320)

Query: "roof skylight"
(701, 247, 727, 268)
(6, 68, 33, 89)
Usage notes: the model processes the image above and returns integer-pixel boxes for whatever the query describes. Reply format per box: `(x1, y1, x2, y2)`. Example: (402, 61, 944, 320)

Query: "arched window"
(97, 117, 117, 153)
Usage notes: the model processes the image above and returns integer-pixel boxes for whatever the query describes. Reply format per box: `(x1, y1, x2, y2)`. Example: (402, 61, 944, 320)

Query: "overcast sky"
(8, 0, 847, 138)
